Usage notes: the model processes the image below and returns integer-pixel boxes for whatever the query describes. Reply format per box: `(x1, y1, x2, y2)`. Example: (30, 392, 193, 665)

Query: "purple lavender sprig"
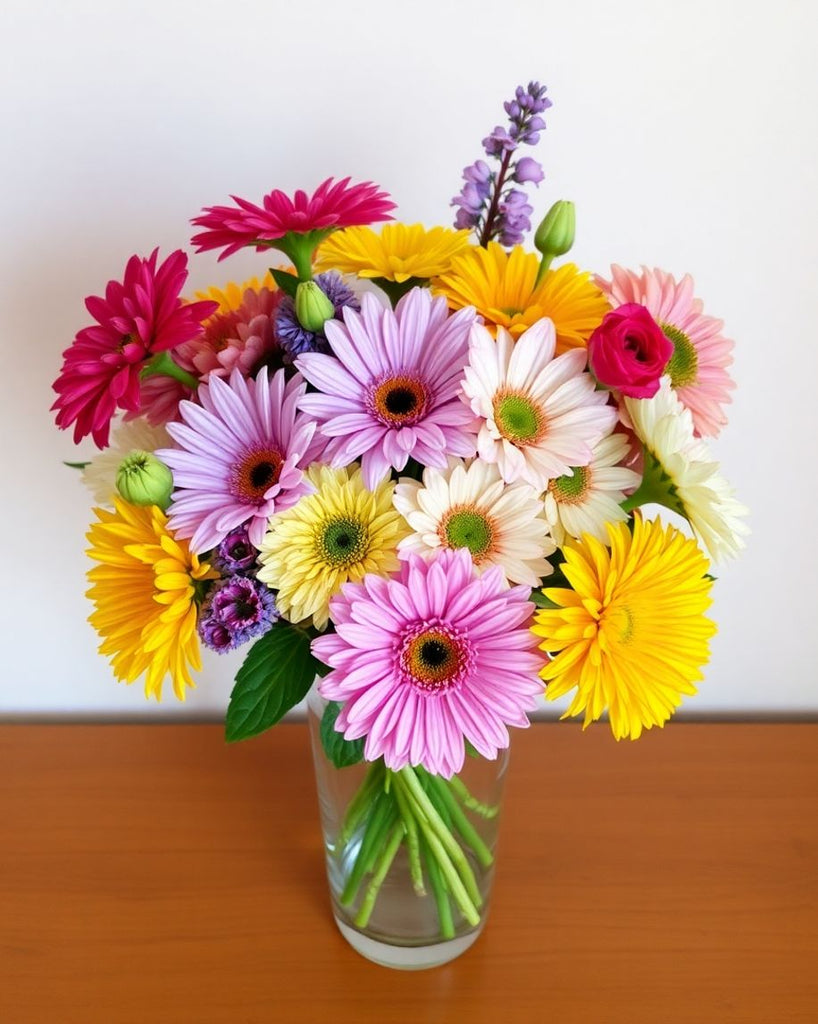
(451, 81, 551, 247)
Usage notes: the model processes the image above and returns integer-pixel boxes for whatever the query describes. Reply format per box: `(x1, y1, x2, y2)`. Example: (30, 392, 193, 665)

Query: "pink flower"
(588, 303, 673, 398)
(313, 548, 543, 778)
(191, 177, 396, 261)
(595, 266, 735, 437)
(52, 250, 217, 447)
(296, 289, 479, 490)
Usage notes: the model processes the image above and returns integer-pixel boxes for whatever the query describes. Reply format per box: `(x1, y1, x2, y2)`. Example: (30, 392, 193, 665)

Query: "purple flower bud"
(213, 524, 258, 574)
(514, 157, 545, 185)
(453, 207, 480, 230)
(463, 159, 492, 185)
(482, 126, 517, 157)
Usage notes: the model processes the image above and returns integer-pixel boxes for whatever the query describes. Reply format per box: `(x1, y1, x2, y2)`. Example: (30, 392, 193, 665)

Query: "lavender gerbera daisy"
(159, 367, 320, 553)
(313, 547, 543, 778)
(275, 271, 360, 359)
(296, 289, 478, 489)
(198, 575, 278, 653)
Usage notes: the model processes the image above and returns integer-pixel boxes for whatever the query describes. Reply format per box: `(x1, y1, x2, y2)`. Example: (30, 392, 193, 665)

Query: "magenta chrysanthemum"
(52, 249, 217, 448)
(191, 177, 396, 261)
(296, 289, 479, 489)
(313, 548, 543, 778)
(595, 266, 735, 437)
(158, 367, 322, 553)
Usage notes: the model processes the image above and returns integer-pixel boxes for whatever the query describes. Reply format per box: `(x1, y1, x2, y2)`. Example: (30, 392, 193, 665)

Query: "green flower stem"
(534, 252, 555, 288)
(419, 831, 454, 940)
(339, 790, 395, 907)
(140, 350, 200, 391)
(448, 776, 500, 819)
(393, 780, 425, 896)
(371, 276, 427, 307)
(340, 762, 384, 845)
(426, 776, 494, 869)
(354, 821, 406, 929)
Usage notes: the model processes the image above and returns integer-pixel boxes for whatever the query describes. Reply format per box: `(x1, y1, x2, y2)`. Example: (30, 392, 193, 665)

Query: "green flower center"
(494, 392, 543, 444)
(319, 516, 368, 567)
(661, 322, 698, 388)
(550, 466, 590, 505)
(442, 508, 494, 561)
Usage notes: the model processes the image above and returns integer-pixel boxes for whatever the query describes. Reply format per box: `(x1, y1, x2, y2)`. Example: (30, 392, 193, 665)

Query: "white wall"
(1, 0, 816, 719)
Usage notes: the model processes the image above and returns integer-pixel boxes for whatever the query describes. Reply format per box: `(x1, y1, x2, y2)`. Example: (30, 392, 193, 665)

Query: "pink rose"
(587, 303, 673, 398)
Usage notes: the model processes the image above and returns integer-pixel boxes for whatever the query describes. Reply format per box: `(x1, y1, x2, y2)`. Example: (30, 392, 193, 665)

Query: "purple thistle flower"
(198, 576, 278, 653)
(275, 271, 360, 359)
(212, 524, 258, 575)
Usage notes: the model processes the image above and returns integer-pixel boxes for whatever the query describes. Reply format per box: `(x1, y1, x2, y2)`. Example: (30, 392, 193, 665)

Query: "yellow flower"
(434, 243, 610, 354)
(257, 465, 409, 629)
(315, 223, 471, 283)
(86, 499, 218, 701)
(194, 272, 277, 315)
(532, 515, 716, 739)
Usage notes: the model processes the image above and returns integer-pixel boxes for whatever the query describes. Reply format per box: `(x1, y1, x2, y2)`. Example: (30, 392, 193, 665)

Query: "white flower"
(462, 318, 617, 491)
(81, 419, 172, 506)
(544, 433, 641, 546)
(624, 378, 749, 561)
(393, 457, 555, 587)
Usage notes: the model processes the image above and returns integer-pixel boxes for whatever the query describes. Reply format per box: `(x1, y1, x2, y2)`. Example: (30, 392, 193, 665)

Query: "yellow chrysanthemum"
(532, 514, 716, 740)
(86, 499, 218, 701)
(194, 271, 276, 315)
(315, 223, 471, 283)
(434, 243, 610, 354)
(257, 465, 409, 629)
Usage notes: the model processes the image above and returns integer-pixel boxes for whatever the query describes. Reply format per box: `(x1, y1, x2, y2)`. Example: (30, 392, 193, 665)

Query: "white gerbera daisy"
(624, 378, 749, 561)
(544, 433, 641, 546)
(393, 458, 555, 586)
(81, 419, 172, 506)
(462, 318, 617, 491)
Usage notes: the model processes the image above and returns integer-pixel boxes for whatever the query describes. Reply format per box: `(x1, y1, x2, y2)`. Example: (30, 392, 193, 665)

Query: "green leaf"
(319, 701, 365, 768)
(269, 267, 300, 297)
(63, 461, 90, 470)
(225, 621, 318, 742)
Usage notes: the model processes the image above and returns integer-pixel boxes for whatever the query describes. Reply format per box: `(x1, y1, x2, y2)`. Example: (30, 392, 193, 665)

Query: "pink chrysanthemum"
(296, 289, 478, 490)
(158, 367, 321, 552)
(52, 250, 217, 447)
(595, 266, 735, 437)
(191, 177, 396, 261)
(313, 548, 543, 778)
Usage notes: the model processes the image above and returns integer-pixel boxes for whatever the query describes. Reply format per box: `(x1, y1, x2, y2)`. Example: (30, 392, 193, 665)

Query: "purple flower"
(482, 125, 517, 157)
(276, 271, 360, 359)
(513, 156, 545, 185)
(198, 576, 278, 653)
(497, 189, 534, 246)
(213, 524, 258, 575)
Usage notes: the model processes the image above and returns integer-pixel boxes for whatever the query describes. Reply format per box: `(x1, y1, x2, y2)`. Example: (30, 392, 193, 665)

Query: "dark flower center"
(232, 448, 284, 503)
(370, 374, 429, 427)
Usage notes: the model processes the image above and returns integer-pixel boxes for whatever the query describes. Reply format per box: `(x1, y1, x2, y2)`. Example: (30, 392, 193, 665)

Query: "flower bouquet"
(53, 81, 748, 968)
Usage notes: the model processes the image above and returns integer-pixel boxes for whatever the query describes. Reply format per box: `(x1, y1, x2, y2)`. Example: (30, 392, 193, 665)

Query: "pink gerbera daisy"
(191, 177, 396, 264)
(595, 266, 735, 437)
(158, 367, 321, 552)
(313, 548, 543, 778)
(295, 289, 478, 489)
(52, 250, 217, 447)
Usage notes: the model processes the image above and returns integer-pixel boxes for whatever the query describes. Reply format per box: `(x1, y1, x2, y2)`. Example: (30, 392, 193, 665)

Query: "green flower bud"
(295, 281, 335, 332)
(534, 200, 576, 259)
(116, 451, 174, 509)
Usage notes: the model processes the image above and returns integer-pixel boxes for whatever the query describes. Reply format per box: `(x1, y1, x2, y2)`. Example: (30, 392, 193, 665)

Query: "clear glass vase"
(307, 686, 509, 970)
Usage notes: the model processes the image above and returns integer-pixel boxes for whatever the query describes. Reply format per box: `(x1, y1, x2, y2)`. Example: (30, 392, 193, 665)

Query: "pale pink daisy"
(596, 266, 734, 437)
(462, 318, 617, 492)
(296, 288, 479, 490)
(158, 367, 321, 553)
(313, 548, 543, 778)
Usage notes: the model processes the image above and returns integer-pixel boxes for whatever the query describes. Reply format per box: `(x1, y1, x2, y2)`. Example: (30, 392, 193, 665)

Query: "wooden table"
(1, 723, 816, 1023)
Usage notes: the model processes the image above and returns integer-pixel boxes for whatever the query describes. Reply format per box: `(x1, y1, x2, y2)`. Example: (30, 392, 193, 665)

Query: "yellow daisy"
(86, 499, 218, 701)
(532, 514, 716, 740)
(257, 465, 409, 629)
(434, 243, 610, 354)
(194, 271, 277, 315)
(315, 223, 471, 283)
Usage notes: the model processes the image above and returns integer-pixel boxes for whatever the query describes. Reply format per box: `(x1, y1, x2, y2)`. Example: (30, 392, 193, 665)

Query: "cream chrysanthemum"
(623, 378, 749, 562)
(86, 499, 218, 701)
(393, 458, 555, 586)
(462, 318, 617, 491)
(544, 433, 641, 547)
(257, 464, 408, 629)
(81, 419, 172, 506)
(315, 223, 471, 283)
(533, 514, 717, 740)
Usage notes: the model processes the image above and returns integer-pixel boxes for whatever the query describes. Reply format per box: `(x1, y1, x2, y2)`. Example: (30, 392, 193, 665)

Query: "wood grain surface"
(1, 723, 816, 1024)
